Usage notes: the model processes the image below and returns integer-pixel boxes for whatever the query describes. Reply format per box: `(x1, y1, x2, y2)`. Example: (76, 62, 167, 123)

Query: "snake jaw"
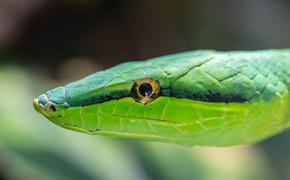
(33, 96, 67, 129)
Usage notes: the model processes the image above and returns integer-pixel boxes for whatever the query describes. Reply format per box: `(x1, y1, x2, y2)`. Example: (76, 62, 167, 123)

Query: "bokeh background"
(0, 0, 290, 179)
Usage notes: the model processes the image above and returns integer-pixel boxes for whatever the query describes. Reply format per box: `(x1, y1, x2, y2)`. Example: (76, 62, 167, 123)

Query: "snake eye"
(131, 78, 161, 104)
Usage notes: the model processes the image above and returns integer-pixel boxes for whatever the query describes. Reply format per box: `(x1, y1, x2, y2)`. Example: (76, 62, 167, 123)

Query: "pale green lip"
(33, 98, 41, 113)
(33, 97, 48, 116)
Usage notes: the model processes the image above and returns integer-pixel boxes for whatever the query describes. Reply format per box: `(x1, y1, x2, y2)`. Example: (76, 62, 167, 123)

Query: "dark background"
(2, 0, 290, 73)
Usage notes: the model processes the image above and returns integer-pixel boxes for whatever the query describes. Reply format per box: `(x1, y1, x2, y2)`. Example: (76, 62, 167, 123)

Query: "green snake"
(33, 49, 290, 147)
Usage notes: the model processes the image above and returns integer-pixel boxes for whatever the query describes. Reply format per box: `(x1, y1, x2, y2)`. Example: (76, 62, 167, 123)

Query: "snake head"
(32, 49, 290, 146)
(33, 87, 70, 122)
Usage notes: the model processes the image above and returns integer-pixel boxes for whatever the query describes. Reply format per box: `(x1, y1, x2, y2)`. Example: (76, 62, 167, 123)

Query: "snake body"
(33, 49, 290, 146)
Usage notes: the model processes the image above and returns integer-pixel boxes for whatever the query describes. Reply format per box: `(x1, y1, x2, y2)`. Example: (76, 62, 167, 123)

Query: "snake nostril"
(48, 104, 56, 112)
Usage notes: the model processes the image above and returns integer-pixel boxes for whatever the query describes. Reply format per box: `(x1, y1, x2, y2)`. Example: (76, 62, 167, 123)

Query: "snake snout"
(38, 94, 49, 107)
(33, 97, 41, 113)
(33, 87, 71, 115)
(33, 94, 57, 114)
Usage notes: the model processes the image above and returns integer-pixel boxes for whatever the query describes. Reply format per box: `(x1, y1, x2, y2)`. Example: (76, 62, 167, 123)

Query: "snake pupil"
(139, 83, 153, 97)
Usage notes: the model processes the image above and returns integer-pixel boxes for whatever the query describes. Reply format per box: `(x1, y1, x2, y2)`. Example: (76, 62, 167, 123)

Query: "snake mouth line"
(46, 115, 177, 142)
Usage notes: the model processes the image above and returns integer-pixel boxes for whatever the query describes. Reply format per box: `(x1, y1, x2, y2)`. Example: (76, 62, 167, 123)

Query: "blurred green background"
(0, 0, 290, 180)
